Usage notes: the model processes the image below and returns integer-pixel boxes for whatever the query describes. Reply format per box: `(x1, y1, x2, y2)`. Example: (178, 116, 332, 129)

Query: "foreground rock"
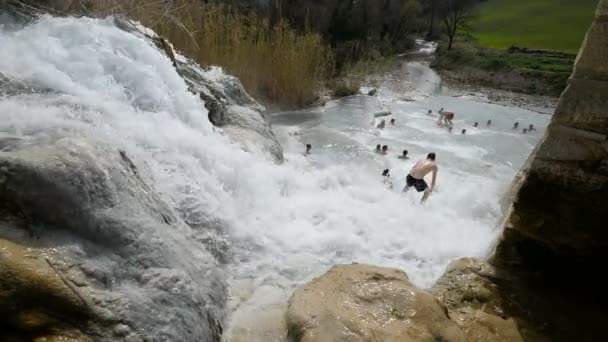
(287, 264, 465, 341)
(431, 259, 526, 342)
(0, 135, 225, 341)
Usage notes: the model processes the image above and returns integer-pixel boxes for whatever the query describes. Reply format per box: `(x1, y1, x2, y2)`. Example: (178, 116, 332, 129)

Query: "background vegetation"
(7, 0, 601, 104)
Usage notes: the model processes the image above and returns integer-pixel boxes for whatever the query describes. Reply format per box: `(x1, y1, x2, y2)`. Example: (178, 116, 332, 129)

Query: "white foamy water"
(0, 17, 551, 341)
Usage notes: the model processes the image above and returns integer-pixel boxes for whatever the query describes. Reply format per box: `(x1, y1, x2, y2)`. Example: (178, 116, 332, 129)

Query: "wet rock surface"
(0, 135, 225, 341)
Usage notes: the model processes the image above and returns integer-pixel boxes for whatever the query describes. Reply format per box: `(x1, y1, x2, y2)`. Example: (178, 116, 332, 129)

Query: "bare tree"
(441, 0, 477, 50)
(428, 0, 437, 38)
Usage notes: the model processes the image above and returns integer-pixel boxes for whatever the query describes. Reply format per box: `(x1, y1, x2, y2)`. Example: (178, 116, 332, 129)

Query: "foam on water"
(0, 16, 551, 340)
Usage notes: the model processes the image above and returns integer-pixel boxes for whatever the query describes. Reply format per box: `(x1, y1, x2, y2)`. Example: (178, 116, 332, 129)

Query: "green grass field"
(473, 0, 598, 54)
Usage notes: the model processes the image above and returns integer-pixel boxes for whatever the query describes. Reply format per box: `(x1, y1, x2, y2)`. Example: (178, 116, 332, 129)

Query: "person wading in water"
(403, 152, 438, 203)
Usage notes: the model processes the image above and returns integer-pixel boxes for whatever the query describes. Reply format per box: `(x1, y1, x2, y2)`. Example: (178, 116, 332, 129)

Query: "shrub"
(328, 79, 360, 98)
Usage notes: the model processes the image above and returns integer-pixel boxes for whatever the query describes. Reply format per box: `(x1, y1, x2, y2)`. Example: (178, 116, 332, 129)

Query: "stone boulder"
(431, 259, 526, 342)
(287, 264, 466, 342)
(0, 134, 225, 341)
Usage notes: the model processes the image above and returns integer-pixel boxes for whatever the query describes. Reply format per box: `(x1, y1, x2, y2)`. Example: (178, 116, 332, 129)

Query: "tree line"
(213, 0, 480, 56)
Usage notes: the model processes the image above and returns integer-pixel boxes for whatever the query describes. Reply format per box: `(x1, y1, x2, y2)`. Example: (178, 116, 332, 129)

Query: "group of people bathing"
(434, 108, 537, 135)
(304, 107, 537, 203)
(376, 118, 396, 129)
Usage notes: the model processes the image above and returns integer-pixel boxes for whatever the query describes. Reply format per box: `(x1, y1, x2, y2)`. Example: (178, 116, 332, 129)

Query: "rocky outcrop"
(492, 0, 608, 285)
(485, 1, 608, 340)
(288, 263, 533, 342)
(0, 135, 225, 341)
(113, 17, 284, 163)
(287, 264, 465, 341)
(431, 259, 529, 342)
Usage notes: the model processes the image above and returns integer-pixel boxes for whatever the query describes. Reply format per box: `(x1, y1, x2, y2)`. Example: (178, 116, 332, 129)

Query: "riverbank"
(431, 39, 574, 99)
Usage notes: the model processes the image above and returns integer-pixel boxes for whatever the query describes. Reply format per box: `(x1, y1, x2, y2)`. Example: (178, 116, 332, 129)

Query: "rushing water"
(0, 18, 551, 341)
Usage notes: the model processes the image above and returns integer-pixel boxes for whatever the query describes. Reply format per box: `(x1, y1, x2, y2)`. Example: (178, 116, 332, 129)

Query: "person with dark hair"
(513, 122, 519, 129)
(398, 150, 409, 160)
(528, 123, 536, 131)
(381, 145, 388, 155)
(473, 122, 479, 128)
(377, 119, 386, 129)
(523, 128, 528, 134)
(461, 129, 467, 135)
(487, 119, 492, 126)
(390, 118, 396, 126)
(375, 144, 382, 154)
(448, 126, 453, 133)
(403, 152, 438, 203)
(382, 169, 393, 189)
(305, 144, 312, 155)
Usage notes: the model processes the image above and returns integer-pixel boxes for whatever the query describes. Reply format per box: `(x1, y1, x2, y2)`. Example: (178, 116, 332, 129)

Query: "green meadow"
(473, 0, 598, 53)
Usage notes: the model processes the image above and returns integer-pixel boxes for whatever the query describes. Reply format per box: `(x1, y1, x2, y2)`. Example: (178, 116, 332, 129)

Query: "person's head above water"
(473, 122, 478, 127)
(376, 144, 381, 150)
(427, 152, 436, 161)
(462, 129, 466, 134)
(514, 122, 519, 128)
(382, 145, 388, 152)
(487, 120, 492, 126)
(382, 169, 390, 177)
(390, 118, 395, 125)
(402, 150, 408, 156)
(306, 143, 312, 152)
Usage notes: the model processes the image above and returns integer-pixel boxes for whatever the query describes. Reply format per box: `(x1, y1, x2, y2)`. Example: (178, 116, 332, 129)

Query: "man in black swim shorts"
(403, 153, 438, 203)
(406, 174, 428, 192)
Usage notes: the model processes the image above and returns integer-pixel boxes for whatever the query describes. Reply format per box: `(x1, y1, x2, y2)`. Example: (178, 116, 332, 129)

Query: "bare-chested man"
(437, 109, 454, 126)
(403, 152, 438, 203)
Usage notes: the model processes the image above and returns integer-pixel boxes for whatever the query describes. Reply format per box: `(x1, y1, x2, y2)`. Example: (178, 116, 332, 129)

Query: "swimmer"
(462, 129, 467, 135)
(381, 145, 388, 155)
(375, 144, 382, 154)
(529, 124, 536, 131)
(427, 109, 433, 116)
(390, 118, 396, 126)
(377, 119, 386, 129)
(448, 126, 453, 133)
(382, 169, 393, 189)
(473, 122, 479, 128)
(398, 150, 409, 160)
(487, 119, 492, 126)
(513, 122, 519, 129)
(403, 152, 438, 203)
(305, 144, 312, 155)
(523, 128, 528, 134)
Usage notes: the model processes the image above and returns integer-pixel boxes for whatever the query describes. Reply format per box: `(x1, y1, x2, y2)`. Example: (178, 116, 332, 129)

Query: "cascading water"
(0, 16, 551, 341)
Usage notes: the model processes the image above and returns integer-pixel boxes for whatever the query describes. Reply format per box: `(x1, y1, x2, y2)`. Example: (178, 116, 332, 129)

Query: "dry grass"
(10, 0, 334, 107)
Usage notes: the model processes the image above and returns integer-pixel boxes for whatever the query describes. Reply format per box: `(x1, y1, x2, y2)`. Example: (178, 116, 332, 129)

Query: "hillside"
(473, 0, 598, 53)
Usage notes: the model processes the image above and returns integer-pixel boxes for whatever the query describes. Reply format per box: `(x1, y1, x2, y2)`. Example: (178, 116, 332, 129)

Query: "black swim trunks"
(406, 174, 428, 192)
